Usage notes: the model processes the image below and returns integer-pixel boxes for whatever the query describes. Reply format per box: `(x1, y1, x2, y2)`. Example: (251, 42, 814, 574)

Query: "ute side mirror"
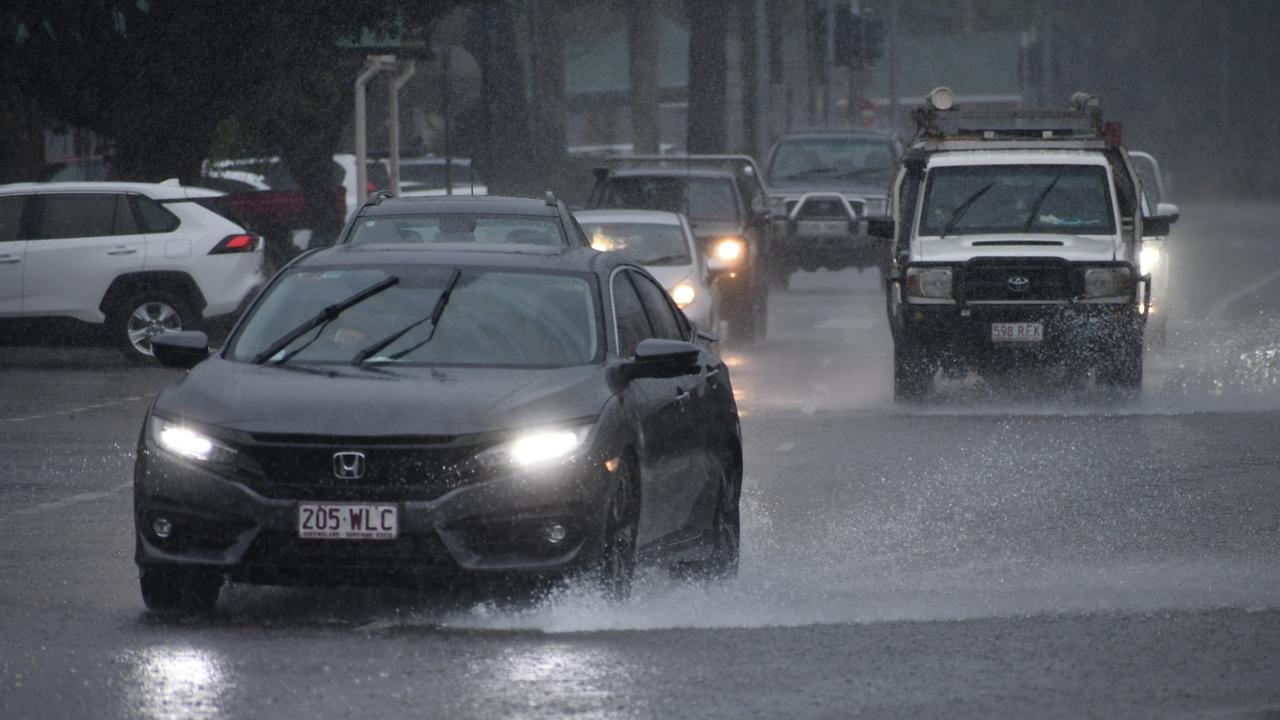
(865, 216, 896, 240)
(614, 338, 701, 382)
(1156, 202, 1180, 223)
(151, 331, 211, 369)
(1143, 215, 1172, 238)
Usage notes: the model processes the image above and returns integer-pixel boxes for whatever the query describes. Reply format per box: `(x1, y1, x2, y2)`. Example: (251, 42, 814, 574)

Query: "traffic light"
(834, 9, 886, 68)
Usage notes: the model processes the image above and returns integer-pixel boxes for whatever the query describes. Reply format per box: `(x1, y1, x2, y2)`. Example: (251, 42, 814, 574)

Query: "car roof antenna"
(544, 190, 557, 207)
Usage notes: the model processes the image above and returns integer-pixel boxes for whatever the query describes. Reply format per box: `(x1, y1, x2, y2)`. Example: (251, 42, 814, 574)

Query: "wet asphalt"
(2, 202, 1279, 719)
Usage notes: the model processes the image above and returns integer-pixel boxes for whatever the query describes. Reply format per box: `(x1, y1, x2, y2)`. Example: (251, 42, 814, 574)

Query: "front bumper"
(133, 444, 608, 586)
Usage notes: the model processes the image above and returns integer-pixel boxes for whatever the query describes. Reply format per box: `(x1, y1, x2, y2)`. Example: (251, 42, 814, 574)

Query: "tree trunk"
(686, 0, 729, 153)
(628, 0, 661, 154)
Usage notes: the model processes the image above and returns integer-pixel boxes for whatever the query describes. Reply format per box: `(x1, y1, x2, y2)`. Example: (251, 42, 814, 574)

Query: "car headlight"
(904, 267, 953, 299)
(714, 237, 745, 263)
(1084, 267, 1134, 299)
(478, 423, 593, 470)
(1139, 244, 1160, 274)
(149, 415, 236, 463)
(670, 280, 696, 308)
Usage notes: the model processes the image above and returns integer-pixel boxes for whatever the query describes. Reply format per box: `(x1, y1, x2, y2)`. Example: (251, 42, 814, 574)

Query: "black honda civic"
(135, 243, 741, 612)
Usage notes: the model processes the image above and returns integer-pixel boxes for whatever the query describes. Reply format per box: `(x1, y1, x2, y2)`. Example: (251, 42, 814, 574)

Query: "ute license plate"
(298, 503, 398, 540)
(991, 322, 1044, 342)
(795, 220, 849, 237)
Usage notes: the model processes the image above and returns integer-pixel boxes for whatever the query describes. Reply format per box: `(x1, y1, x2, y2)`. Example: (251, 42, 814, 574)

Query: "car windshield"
(229, 266, 599, 367)
(580, 221, 692, 266)
(767, 137, 897, 182)
(599, 176, 739, 223)
(919, 164, 1116, 236)
(346, 213, 566, 245)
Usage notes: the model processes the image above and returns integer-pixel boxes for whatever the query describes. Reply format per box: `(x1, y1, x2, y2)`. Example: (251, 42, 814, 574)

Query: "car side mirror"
(752, 207, 772, 225)
(615, 338, 701, 381)
(1156, 202, 1180, 223)
(865, 215, 895, 240)
(151, 331, 210, 369)
(1143, 215, 1172, 238)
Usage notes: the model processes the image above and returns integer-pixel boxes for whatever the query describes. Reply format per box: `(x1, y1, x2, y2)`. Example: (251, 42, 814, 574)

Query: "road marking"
(9, 482, 133, 517)
(1207, 266, 1280, 322)
(774, 441, 796, 452)
(0, 395, 152, 423)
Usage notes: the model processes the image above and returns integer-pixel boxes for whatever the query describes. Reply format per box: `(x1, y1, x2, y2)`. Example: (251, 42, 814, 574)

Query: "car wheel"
(1098, 335, 1143, 391)
(110, 290, 196, 363)
(894, 341, 934, 402)
(701, 454, 740, 581)
(595, 456, 639, 600)
(139, 565, 221, 615)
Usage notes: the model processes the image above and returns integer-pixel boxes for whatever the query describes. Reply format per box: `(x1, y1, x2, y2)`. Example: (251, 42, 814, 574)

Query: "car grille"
(229, 433, 496, 501)
(960, 258, 1076, 303)
(242, 529, 456, 569)
(787, 197, 864, 220)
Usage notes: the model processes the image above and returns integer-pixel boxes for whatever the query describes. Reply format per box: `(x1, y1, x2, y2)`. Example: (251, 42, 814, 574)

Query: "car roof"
(360, 194, 563, 217)
(775, 128, 898, 141)
(296, 243, 631, 276)
(0, 181, 222, 200)
(573, 209, 683, 225)
(604, 168, 734, 180)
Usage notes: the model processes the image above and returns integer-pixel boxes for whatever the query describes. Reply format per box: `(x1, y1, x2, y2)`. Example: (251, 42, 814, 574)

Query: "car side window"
(0, 195, 28, 242)
(612, 271, 653, 357)
(34, 194, 135, 239)
(132, 195, 180, 233)
(630, 271, 684, 341)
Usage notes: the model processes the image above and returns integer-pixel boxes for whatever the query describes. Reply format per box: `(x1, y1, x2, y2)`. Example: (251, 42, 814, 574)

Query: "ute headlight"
(1084, 267, 1134, 299)
(149, 415, 236, 463)
(904, 267, 953, 299)
(478, 424, 593, 470)
(1139, 244, 1161, 274)
(670, 280, 696, 308)
(714, 237, 745, 263)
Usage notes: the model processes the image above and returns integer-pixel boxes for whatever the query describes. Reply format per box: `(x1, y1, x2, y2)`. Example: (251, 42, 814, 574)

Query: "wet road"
(2, 202, 1279, 718)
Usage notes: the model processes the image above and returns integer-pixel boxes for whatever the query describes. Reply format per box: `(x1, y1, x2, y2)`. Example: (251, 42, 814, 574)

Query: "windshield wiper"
(1021, 173, 1063, 231)
(940, 182, 995, 238)
(353, 268, 461, 365)
(252, 276, 399, 365)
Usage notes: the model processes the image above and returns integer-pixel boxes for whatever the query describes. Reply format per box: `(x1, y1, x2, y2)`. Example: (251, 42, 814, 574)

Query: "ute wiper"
(252, 276, 400, 365)
(353, 268, 461, 365)
(1021, 173, 1063, 232)
(940, 182, 995, 238)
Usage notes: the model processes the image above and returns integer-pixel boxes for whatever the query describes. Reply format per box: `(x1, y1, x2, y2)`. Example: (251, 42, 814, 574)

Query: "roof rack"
(911, 87, 1119, 147)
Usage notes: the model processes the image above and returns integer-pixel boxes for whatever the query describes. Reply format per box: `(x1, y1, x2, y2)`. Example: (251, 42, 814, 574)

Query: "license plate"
(795, 220, 849, 237)
(991, 322, 1044, 342)
(298, 503, 398, 540)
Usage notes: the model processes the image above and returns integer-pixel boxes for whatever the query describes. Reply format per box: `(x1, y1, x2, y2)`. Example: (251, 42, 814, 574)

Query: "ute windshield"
(230, 266, 600, 367)
(920, 164, 1117, 236)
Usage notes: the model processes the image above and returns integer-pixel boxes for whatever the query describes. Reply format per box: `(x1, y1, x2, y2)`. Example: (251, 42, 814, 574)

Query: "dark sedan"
(135, 244, 741, 613)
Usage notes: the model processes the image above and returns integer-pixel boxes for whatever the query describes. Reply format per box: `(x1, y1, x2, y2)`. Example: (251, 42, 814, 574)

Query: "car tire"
(595, 455, 639, 601)
(139, 565, 221, 615)
(696, 453, 740, 581)
(1098, 334, 1143, 391)
(108, 290, 198, 363)
(894, 341, 934, 402)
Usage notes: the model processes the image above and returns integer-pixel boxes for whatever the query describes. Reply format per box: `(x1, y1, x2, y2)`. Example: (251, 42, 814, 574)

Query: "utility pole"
(887, 0, 900, 134)
(629, 0, 660, 154)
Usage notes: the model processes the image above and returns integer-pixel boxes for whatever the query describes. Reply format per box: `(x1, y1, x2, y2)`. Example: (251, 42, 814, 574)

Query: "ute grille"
(960, 258, 1076, 302)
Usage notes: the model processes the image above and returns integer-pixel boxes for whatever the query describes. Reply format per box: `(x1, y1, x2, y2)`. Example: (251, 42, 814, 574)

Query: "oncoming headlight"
(1139, 244, 1160, 274)
(714, 237, 745, 263)
(149, 415, 236, 463)
(904, 267, 953, 300)
(478, 424, 593, 470)
(1084, 267, 1134, 299)
(670, 280, 696, 308)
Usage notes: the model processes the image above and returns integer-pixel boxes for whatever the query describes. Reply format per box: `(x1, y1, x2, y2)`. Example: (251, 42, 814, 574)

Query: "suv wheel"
(139, 565, 221, 615)
(109, 290, 197, 362)
(894, 341, 935, 402)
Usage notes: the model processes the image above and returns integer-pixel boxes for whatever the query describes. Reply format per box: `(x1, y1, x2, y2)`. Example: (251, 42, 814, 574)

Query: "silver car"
(575, 209, 723, 334)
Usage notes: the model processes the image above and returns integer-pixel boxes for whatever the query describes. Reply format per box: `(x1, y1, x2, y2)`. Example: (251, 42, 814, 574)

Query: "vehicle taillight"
(209, 234, 260, 254)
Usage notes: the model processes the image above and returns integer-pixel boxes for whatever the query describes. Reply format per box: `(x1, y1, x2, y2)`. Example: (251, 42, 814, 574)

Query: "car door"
(23, 193, 144, 321)
(0, 194, 31, 315)
(628, 269, 710, 545)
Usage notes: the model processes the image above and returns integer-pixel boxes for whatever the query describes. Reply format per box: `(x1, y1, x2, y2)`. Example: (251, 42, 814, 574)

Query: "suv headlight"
(149, 415, 237, 464)
(477, 423, 593, 470)
(904, 267, 953, 300)
(670, 279, 696, 308)
(1083, 267, 1134, 299)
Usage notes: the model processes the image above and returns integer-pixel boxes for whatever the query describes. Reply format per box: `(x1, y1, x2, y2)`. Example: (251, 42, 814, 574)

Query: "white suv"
(0, 181, 266, 360)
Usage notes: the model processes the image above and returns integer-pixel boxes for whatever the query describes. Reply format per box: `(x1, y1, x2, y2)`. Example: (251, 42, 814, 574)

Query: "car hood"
(915, 233, 1124, 263)
(153, 358, 612, 437)
(767, 177, 890, 197)
(691, 221, 744, 241)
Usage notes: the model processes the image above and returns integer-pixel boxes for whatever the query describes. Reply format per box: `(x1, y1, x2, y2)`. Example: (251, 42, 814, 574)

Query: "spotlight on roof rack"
(927, 87, 956, 112)
(1070, 92, 1101, 113)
